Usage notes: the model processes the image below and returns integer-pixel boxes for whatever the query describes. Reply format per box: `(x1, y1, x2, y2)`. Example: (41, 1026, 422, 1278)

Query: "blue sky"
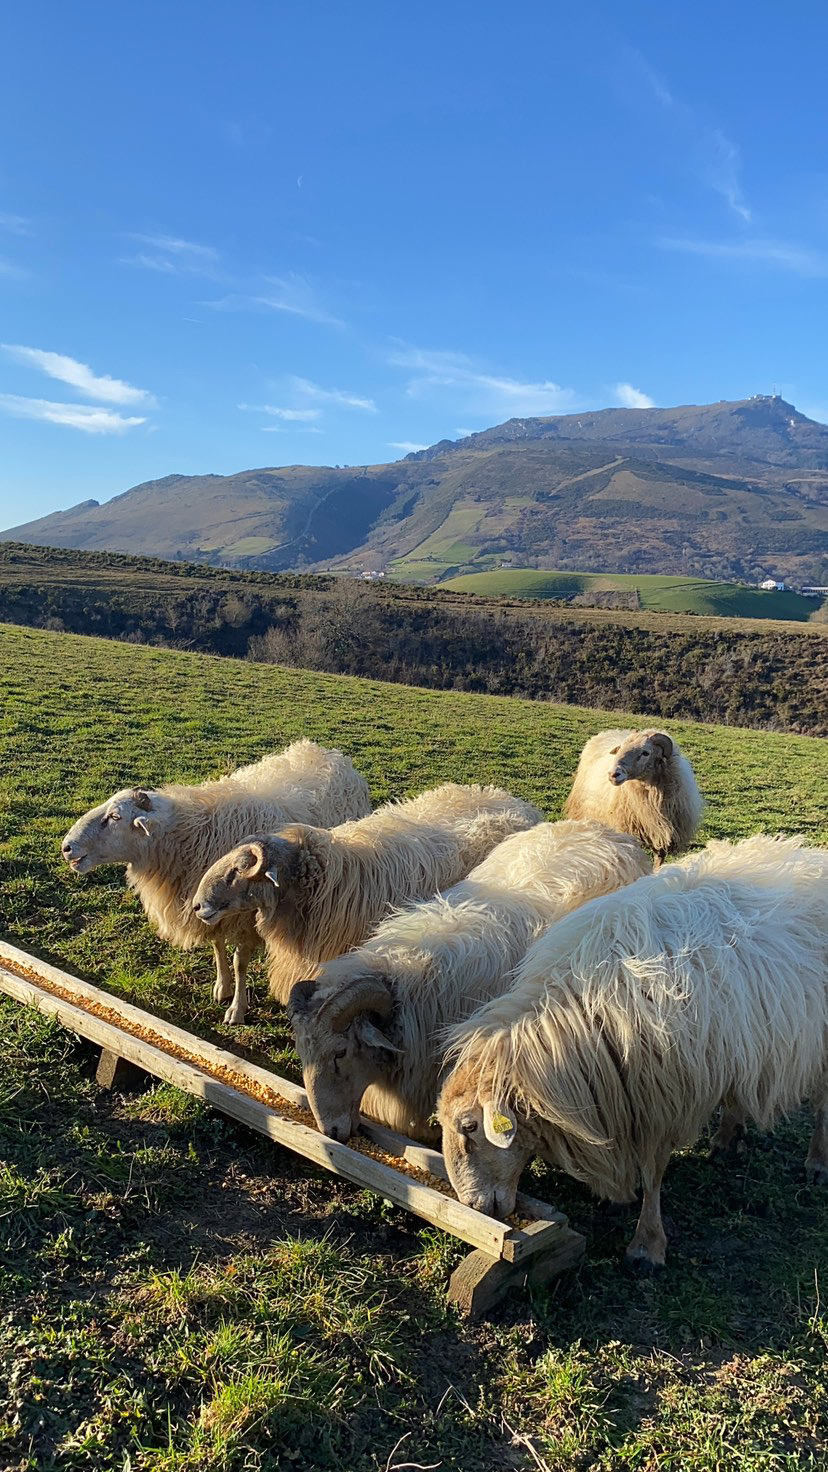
(2, 0, 828, 525)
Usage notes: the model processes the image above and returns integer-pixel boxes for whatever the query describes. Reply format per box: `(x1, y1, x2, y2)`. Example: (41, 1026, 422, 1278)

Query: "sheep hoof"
(709, 1133, 745, 1160)
(223, 1002, 247, 1026)
(213, 980, 234, 1004)
(624, 1252, 664, 1277)
(805, 1161, 828, 1187)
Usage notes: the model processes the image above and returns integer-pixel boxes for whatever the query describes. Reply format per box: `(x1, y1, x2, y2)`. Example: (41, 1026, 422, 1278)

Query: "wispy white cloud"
(624, 47, 750, 223)
(209, 275, 344, 328)
(260, 424, 324, 434)
(257, 276, 344, 328)
(703, 128, 751, 225)
(389, 344, 581, 419)
(0, 256, 28, 279)
(240, 380, 376, 430)
(239, 402, 322, 422)
(389, 441, 428, 453)
(658, 236, 828, 276)
(0, 394, 146, 434)
(613, 382, 655, 409)
(2, 344, 155, 406)
(122, 232, 221, 276)
(288, 376, 377, 411)
(0, 213, 30, 235)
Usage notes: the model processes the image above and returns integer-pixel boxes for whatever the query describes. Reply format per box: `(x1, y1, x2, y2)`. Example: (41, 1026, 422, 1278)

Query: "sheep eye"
(458, 1118, 478, 1136)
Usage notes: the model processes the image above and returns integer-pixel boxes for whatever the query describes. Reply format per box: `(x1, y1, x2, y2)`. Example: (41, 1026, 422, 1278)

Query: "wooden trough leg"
(448, 1226, 586, 1317)
(95, 1047, 150, 1092)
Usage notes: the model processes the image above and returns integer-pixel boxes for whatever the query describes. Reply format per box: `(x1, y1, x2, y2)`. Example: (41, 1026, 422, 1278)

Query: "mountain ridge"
(4, 396, 828, 584)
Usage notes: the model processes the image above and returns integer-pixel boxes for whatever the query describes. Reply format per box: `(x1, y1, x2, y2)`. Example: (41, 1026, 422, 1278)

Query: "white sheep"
(438, 834, 828, 1269)
(61, 740, 372, 1023)
(564, 727, 703, 864)
(191, 783, 543, 1014)
(288, 820, 651, 1142)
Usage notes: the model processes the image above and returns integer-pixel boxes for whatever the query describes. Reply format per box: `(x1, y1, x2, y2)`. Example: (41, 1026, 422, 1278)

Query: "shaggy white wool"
(564, 728, 703, 858)
(293, 820, 651, 1138)
(444, 834, 828, 1202)
(195, 783, 544, 1003)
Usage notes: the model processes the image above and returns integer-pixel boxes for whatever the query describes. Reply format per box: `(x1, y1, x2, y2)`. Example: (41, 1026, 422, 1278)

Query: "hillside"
(1, 623, 827, 1470)
(4, 396, 828, 584)
(0, 544, 825, 734)
(443, 568, 819, 620)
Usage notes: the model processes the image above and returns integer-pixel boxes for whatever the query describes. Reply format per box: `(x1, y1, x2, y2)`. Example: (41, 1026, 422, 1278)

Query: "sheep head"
(437, 1062, 532, 1219)
(607, 730, 673, 787)
(191, 832, 301, 926)
(61, 787, 162, 873)
(288, 970, 397, 1142)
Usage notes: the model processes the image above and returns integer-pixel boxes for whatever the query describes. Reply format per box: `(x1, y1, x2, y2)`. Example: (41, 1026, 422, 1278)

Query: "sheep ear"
(264, 868, 280, 888)
(355, 1017, 401, 1055)
(482, 1099, 517, 1149)
(609, 746, 620, 756)
(131, 788, 153, 811)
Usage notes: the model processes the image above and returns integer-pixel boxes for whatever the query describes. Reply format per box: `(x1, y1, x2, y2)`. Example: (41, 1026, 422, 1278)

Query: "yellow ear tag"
(491, 1112, 513, 1134)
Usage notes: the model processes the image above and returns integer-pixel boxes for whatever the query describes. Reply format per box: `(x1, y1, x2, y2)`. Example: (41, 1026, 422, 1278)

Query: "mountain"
(5, 396, 828, 584)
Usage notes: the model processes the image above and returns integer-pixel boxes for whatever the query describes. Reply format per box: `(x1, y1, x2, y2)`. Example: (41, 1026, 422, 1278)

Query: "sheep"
(61, 740, 372, 1024)
(191, 783, 543, 1015)
(563, 727, 703, 865)
(287, 820, 651, 1143)
(438, 833, 828, 1270)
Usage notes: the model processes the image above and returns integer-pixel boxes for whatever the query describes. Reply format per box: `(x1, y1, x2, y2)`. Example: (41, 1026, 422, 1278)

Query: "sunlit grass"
(0, 623, 827, 1470)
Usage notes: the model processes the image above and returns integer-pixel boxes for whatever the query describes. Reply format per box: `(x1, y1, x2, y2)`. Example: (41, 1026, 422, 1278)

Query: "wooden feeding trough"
(0, 938, 585, 1315)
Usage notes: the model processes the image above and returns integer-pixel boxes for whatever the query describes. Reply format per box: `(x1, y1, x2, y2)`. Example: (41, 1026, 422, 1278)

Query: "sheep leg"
(223, 928, 257, 1026)
(625, 1154, 669, 1271)
(806, 1069, 828, 1186)
(709, 1099, 747, 1157)
(211, 940, 235, 1005)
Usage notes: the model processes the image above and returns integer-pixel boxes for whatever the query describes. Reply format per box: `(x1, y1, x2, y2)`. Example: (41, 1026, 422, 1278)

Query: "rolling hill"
(4, 395, 828, 584)
(442, 569, 818, 620)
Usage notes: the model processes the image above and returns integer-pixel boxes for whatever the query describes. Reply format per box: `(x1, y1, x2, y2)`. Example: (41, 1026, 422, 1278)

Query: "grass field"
(442, 568, 819, 621)
(1, 623, 827, 1470)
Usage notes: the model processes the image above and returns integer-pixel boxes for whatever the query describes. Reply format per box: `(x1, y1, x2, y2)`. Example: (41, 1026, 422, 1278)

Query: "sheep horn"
(648, 732, 673, 758)
(244, 841, 269, 878)
(318, 975, 393, 1034)
(287, 979, 317, 1019)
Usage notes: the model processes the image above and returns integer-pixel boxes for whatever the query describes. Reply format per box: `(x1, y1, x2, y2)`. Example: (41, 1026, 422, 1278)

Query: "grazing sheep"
(288, 820, 651, 1142)
(61, 740, 372, 1024)
(564, 727, 703, 864)
(191, 783, 543, 1015)
(438, 834, 828, 1269)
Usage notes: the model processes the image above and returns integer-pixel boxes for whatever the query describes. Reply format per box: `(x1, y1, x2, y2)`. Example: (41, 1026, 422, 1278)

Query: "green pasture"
(0, 623, 826, 1470)
(442, 568, 819, 621)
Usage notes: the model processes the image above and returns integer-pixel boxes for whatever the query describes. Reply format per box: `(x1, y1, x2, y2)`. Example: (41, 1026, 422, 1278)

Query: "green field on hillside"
(443, 567, 819, 620)
(1, 623, 827, 1470)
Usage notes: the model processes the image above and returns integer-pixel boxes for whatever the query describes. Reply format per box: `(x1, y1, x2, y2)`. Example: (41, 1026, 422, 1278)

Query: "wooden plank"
(95, 1047, 150, 1092)
(363, 1118, 562, 1248)
(0, 962, 516, 1257)
(0, 940, 568, 1260)
(447, 1229, 586, 1317)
